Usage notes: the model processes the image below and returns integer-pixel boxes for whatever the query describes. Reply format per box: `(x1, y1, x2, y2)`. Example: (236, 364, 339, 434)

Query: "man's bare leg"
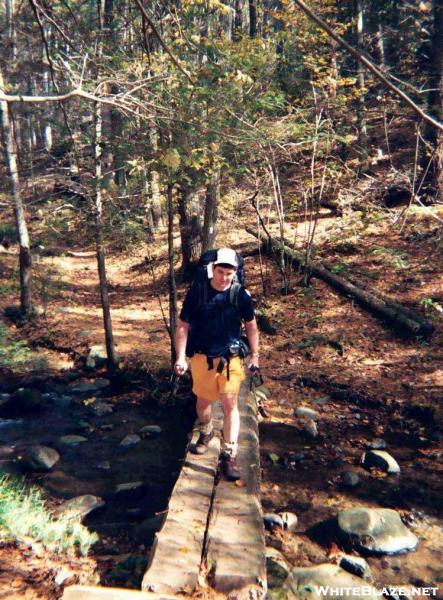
(220, 393, 240, 456)
(196, 396, 213, 432)
(219, 393, 241, 480)
(192, 396, 214, 455)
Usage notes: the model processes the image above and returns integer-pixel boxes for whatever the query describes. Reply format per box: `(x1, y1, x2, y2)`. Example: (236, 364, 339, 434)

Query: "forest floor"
(0, 170, 442, 598)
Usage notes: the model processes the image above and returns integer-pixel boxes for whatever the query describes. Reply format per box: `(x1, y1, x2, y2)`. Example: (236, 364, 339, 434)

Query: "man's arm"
(174, 318, 189, 375)
(244, 317, 259, 369)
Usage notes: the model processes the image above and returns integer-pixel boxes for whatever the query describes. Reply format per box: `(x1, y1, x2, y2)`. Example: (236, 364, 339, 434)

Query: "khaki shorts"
(189, 354, 245, 402)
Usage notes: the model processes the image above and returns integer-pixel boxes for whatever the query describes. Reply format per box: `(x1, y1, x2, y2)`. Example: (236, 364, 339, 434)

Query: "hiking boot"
(221, 454, 240, 481)
(192, 430, 214, 455)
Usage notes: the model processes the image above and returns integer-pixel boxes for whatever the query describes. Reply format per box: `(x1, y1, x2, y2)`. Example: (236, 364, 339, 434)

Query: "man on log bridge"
(174, 247, 260, 481)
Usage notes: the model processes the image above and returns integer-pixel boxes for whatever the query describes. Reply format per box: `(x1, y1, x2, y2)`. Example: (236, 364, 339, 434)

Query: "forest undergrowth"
(0, 147, 442, 598)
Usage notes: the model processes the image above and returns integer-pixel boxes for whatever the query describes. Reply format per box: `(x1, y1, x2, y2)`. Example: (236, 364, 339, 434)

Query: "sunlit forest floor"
(0, 164, 443, 597)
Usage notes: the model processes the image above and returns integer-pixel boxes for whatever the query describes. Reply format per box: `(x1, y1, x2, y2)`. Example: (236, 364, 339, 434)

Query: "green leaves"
(160, 149, 181, 172)
(268, 452, 280, 465)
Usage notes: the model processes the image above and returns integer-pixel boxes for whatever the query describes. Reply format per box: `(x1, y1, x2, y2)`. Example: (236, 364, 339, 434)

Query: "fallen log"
(246, 226, 434, 337)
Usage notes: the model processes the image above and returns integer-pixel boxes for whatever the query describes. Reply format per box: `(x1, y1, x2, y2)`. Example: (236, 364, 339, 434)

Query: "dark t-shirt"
(180, 281, 255, 357)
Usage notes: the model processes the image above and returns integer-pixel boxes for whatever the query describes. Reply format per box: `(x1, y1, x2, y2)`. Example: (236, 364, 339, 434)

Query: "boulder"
(134, 513, 167, 544)
(68, 379, 110, 394)
(139, 425, 162, 435)
(304, 419, 318, 438)
(266, 547, 292, 589)
(22, 445, 60, 471)
(280, 512, 298, 532)
(286, 452, 305, 466)
(58, 435, 88, 446)
(0, 388, 45, 415)
(54, 567, 76, 587)
(44, 472, 93, 498)
(337, 507, 418, 555)
(257, 313, 278, 335)
(55, 494, 104, 520)
(96, 460, 111, 470)
(255, 385, 271, 398)
(114, 481, 145, 501)
(91, 400, 113, 416)
(51, 394, 72, 408)
(283, 564, 381, 600)
(0, 393, 11, 407)
(313, 395, 331, 405)
(340, 471, 360, 489)
(296, 406, 319, 420)
(366, 438, 388, 450)
(86, 345, 108, 370)
(119, 434, 141, 448)
(264, 513, 284, 531)
(339, 555, 372, 580)
(115, 481, 143, 494)
(362, 450, 400, 474)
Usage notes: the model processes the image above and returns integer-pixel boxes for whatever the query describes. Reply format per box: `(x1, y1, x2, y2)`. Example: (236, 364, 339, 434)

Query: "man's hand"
(174, 358, 188, 376)
(247, 354, 259, 375)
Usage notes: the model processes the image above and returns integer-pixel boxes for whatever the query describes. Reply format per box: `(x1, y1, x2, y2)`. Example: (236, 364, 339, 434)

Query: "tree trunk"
(246, 227, 435, 337)
(427, 0, 443, 202)
(249, 0, 257, 37)
(94, 0, 119, 376)
(233, 0, 243, 39)
(220, 0, 234, 40)
(355, 0, 367, 152)
(110, 87, 127, 191)
(0, 69, 33, 318)
(41, 26, 53, 153)
(385, 0, 399, 68)
(104, 0, 127, 193)
(5, 0, 17, 61)
(167, 184, 177, 364)
(177, 182, 202, 274)
(94, 100, 119, 376)
(202, 169, 220, 252)
(375, 22, 386, 69)
(148, 128, 163, 228)
(143, 175, 155, 242)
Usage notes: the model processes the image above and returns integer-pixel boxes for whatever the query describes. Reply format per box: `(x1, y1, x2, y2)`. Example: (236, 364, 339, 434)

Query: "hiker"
(174, 247, 259, 481)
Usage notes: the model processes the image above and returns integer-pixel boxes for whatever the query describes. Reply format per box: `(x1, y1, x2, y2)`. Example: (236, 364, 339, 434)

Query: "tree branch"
(0, 87, 167, 116)
(133, 0, 194, 84)
(292, 0, 443, 132)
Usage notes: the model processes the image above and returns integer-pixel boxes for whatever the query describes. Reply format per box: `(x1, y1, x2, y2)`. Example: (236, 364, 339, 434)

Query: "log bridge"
(63, 384, 267, 600)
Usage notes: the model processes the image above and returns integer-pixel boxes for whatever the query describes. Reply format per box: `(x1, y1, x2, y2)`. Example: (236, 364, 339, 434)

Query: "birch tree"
(0, 69, 33, 318)
(93, 0, 119, 376)
(427, 0, 443, 201)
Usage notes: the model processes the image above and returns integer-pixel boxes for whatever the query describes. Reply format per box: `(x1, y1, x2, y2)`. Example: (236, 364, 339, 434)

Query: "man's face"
(212, 265, 236, 290)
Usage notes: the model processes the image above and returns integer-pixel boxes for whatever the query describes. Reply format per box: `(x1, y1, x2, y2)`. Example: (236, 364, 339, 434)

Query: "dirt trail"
(1, 206, 442, 597)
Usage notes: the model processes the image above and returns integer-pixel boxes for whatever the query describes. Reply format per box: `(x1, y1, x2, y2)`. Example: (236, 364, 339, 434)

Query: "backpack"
(193, 249, 245, 310)
(185, 249, 249, 363)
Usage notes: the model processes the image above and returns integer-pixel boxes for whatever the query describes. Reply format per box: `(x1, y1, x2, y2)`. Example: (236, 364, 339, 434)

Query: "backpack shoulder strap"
(192, 279, 208, 311)
(228, 282, 242, 311)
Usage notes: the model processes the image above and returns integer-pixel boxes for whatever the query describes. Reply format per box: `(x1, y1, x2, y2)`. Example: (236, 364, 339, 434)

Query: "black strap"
(228, 282, 241, 310)
(203, 355, 232, 380)
(216, 356, 231, 380)
(196, 281, 242, 310)
(200, 280, 208, 307)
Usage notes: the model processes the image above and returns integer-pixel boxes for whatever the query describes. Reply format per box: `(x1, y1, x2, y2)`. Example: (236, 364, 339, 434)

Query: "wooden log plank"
(205, 385, 266, 595)
(62, 585, 179, 600)
(141, 423, 221, 594)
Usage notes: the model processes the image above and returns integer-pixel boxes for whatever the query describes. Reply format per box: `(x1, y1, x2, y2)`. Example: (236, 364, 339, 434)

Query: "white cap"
(213, 248, 238, 268)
